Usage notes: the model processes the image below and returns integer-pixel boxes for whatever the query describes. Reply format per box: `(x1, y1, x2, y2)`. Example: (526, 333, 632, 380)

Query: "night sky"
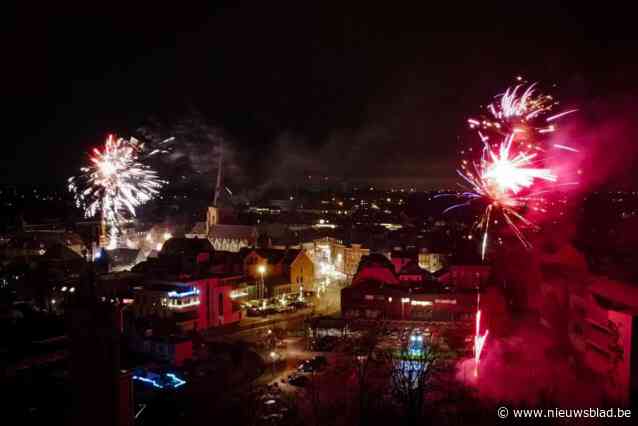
(5, 3, 638, 189)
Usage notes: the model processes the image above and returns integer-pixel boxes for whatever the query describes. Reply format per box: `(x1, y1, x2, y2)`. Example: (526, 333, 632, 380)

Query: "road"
(204, 284, 342, 341)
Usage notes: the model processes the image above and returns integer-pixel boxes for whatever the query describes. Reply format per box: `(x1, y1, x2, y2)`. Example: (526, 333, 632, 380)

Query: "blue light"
(166, 373, 187, 388)
(133, 376, 163, 389)
(408, 334, 425, 357)
(133, 372, 187, 389)
(167, 288, 200, 298)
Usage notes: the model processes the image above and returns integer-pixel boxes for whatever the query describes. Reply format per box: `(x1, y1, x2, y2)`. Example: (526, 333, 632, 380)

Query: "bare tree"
(345, 320, 390, 426)
(389, 340, 437, 425)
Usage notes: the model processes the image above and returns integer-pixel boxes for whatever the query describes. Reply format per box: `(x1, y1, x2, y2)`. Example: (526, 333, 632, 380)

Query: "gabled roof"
(250, 248, 286, 264)
(189, 222, 207, 235)
(356, 253, 395, 273)
(208, 224, 257, 240)
(161, 238, 214, 256)
(390, 249, 418, 260)
(41, 243, 84, 262)
(282, 249, 302, 265)
(398, 260, 426, 275)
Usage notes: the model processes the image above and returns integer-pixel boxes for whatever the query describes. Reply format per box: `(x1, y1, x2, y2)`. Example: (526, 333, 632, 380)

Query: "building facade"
(565, 278, 638, 406)
(341, 280, 477, 322)
(242, 248, 315, 296)
(186, 206, 257, 252)
(311, 237, 370, 278)
(132, 274, 243, 332)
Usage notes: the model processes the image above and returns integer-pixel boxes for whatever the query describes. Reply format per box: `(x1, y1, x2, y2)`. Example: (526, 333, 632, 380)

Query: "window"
(365, 309, 379, 319)
(411, 306, 432, 320)
(432, 310, 453, 321)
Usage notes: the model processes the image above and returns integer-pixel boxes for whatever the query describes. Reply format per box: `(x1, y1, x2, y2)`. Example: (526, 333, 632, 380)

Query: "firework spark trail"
(474, 292, 489, 378)
(553, 144, 579, 153)
(68, 135, 167, 249)
(468, 80, 578, 144)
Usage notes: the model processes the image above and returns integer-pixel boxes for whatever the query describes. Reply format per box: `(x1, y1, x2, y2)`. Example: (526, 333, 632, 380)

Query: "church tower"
(205, 143, 224, 235)
(206, 206, 219, 234)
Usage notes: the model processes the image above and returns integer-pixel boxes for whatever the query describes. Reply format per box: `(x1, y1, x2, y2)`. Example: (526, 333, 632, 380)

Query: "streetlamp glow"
(257, 264, 266, 301)
(270, 351, 277, 376)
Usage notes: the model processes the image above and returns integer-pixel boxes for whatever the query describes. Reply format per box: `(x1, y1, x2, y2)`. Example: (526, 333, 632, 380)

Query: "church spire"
(213, 142, 223, 207)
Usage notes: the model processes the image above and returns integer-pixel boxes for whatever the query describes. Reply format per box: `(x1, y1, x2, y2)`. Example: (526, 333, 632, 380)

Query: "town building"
(437, 265, 491, 289)
(129, 335, 193, 367)
(343, 252, 495, 324)
(131, 274, 243, 332)
(3, 230, 86, 258)
(67, 277, 134, 426)
(186, 207, 257, 252)
(128, 238, 244, 332)
(540, 276, 638, 406)
(242, 248, 315, 297)
(352, 253, 399, 286)
(341, 280, 477, 322)
(185, 150, 258, 252)
(309, 237, 370, 278)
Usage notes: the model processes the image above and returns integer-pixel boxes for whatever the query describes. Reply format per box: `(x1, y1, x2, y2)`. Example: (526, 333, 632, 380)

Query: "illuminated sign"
(167, 288, 199, 298)
(434, 299, 457, 304)
(410, 300, 433, 306)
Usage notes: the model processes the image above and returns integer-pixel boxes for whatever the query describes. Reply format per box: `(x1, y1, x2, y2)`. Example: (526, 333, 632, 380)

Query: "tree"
(389, 339, 437, 425)
(345, 320, 390, 426)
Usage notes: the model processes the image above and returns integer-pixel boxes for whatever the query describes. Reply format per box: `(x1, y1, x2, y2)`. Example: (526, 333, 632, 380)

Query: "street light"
(270, 351, 277, 376)
(257, 264, 266, 302)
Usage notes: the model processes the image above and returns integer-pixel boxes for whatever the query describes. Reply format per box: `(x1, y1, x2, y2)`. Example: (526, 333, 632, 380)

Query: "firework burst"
(467, 78, 577, 141)
(68, 135, 167, 249)
(445, 80, 577, 259)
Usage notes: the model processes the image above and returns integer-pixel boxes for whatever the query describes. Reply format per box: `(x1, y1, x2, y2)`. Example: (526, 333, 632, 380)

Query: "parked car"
(247, 307, 263, 317)
(287, 373, 309, 387)
(276, 306, 295, 314)
(298, 360, 314, 372)
(290, 301, 304, 310)
(312, 355, 328, 369)
(312, 336, 339, 352)
(297, 356, 328, 373)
